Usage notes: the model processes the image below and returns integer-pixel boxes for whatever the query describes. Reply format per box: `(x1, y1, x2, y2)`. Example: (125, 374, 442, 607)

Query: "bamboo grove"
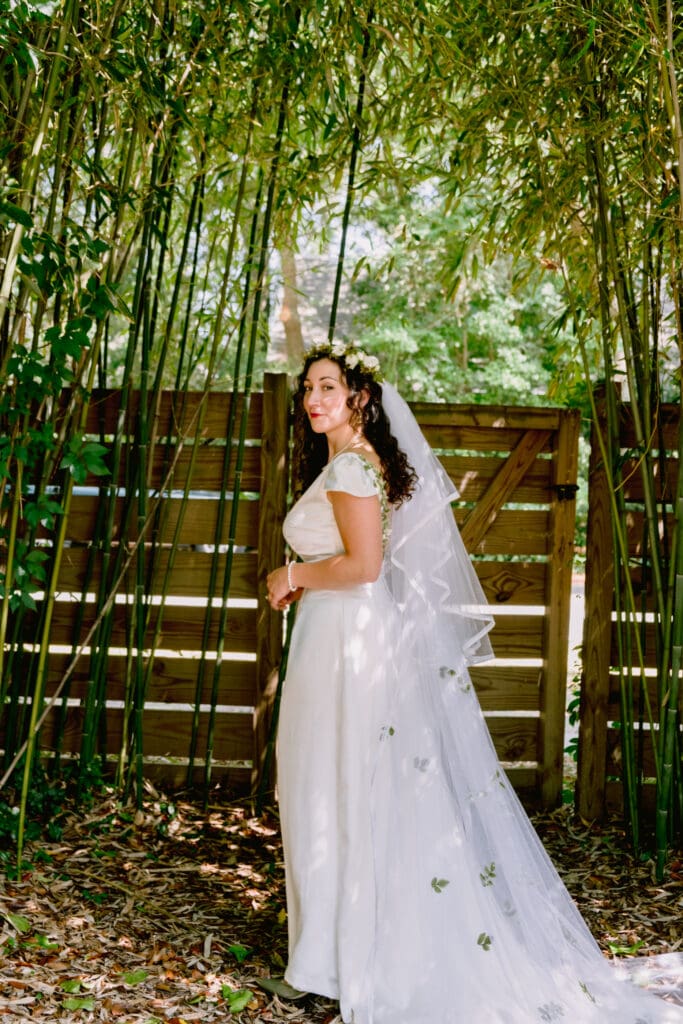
(0, 1, 682, 872)
(431, 0, 683, 877)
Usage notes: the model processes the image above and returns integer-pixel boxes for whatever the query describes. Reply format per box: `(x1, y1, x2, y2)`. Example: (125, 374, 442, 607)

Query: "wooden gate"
(11, 382, 579, 807)
(414, 402, 580, 808)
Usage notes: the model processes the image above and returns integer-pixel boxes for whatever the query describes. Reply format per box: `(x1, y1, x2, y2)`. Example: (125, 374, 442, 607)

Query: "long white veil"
(381, 382, 494, 667)
(365, 382, 683, 1022)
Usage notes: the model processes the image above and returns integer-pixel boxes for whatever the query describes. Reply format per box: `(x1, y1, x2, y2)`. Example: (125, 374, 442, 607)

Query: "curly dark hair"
(292, 346, 417, 505)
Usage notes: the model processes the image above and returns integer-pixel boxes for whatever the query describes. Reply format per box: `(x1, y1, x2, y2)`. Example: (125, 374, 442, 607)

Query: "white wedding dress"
(277, 406, 683, 1024)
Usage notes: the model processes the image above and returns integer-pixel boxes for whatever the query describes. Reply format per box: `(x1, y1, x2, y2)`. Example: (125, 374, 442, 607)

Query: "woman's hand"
(266, 566, 302, 611)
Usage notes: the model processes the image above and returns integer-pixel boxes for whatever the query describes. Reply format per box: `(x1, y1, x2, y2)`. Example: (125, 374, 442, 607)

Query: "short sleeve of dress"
(324, 452, 381, 498)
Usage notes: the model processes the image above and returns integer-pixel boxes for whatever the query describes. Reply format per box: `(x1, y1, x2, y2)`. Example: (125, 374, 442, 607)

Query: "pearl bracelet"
(287, 561, 297, 592)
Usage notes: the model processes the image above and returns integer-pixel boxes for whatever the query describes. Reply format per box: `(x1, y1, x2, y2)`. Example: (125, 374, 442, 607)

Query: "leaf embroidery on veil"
(439, 664, 471, 693)
(479, 862, 496, 887)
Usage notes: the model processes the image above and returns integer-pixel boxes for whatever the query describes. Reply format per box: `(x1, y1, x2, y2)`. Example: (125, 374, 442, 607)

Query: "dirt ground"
(1, 789, 682, 1022)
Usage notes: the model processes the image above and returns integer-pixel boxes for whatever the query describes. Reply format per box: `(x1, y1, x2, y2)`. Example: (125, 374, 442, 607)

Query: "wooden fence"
(8, 380, 580, 807)
(35, 375, 289, 792)
(577, 400, 680, 818)
(415, 401, 580, 807)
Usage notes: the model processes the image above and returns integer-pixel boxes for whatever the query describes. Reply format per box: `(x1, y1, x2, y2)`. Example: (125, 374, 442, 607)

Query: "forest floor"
(1, 787, 682, 1023)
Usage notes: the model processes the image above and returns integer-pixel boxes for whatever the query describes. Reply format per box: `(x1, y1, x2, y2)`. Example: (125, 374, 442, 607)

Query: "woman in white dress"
(266, 343, 683, 1024)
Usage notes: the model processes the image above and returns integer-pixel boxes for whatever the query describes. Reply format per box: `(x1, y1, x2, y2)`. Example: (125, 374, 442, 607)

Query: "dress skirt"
(277, 580, 683, 1024)
(277, 580, 397, 1021)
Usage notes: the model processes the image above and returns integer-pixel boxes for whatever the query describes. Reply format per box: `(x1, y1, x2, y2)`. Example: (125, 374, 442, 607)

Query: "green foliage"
(222, 986, 254, 1013)
(0, 762, 67, 851)
(59, 438, 109, 483)
(227, 942, 252, 964)
(350, 189, 576, 404)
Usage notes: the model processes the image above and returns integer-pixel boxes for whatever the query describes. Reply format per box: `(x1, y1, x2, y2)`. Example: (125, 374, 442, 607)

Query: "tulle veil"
(363, 382, 683, 1022)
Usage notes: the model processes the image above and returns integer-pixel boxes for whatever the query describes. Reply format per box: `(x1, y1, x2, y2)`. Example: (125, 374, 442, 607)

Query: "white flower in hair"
(305, 339, 383, 381)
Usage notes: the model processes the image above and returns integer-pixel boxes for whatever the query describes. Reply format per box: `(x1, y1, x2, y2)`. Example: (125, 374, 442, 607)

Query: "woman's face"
(302, 358, 354, 437)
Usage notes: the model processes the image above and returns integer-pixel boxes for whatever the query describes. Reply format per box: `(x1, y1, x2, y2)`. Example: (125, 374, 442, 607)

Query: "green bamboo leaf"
(63, 996, 96, 1011)
(59, 979, 82, 993)
(255, 978, 305, 1000)
(122, 969, 148, 985)
(0, 200, 33, 229)
(227, 942, 252, 963)
(31, 933, 59, 951)
(5, 913, 31, 933)
(223, 987, 254, 1012)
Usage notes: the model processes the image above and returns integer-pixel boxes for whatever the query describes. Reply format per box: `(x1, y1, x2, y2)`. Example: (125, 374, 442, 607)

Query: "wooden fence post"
(539, 408, 580, 807)
(576, 396, 612, 820)
(253, 372, 290, 791)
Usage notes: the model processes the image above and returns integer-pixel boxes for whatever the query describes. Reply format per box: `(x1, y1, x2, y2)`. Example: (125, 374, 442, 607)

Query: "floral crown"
(305, 340, 383, 381)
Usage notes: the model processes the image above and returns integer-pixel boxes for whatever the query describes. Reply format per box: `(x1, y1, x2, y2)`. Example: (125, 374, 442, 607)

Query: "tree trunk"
(278, 244, 304, 362)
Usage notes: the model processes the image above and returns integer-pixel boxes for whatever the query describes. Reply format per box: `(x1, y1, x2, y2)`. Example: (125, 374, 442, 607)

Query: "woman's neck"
(328, 431, 363, 460)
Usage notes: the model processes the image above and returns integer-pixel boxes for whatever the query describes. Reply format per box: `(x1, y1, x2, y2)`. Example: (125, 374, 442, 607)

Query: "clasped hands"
(266, 565, 302, 611)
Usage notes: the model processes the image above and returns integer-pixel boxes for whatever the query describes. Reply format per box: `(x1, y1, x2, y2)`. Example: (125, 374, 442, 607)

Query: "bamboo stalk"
(192, 176, 263, 787)
(0, 453, 22, 689)
(328, 9, 372, 341)
(15, 471, 75, 865)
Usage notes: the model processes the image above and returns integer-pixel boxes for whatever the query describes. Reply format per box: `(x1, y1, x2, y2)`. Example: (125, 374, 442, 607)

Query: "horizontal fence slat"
(32, 706, 254, 762)
(411, 403, 563, 431)
(422, 425, 555, 454)
(605, 780, 658, 815)
(441, 453, 553, 504)
(81, 390, 264, 438)
(142, 762, 252, 788)
(453, 509, 550, 556)
(81, 445, 262, 492)
(470, 665, 541, 710)
(620, 456, 679, 504)
(609, 620, 660, 666)
(606, 726, 660, 777)
(57, 549, 258, 599)
(45, 601, 258, 651)
(607, 672, 681, 720)
(501, 766, 539, 804)
(31, 754, 252, 789)
(45, 653, 256, 706)
(474, 561, 548, 605)
(60, 495, 260, 548)
(487, 615, 545, 657)
(486, 716, 538, 762)
(43, 603, 544, 658)
(618, 403, 679, 450)
(625, 510, 675, 556)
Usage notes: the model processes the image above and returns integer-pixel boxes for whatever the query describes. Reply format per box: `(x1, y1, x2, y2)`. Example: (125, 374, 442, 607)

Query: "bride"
(266, 342, 683, 1024)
